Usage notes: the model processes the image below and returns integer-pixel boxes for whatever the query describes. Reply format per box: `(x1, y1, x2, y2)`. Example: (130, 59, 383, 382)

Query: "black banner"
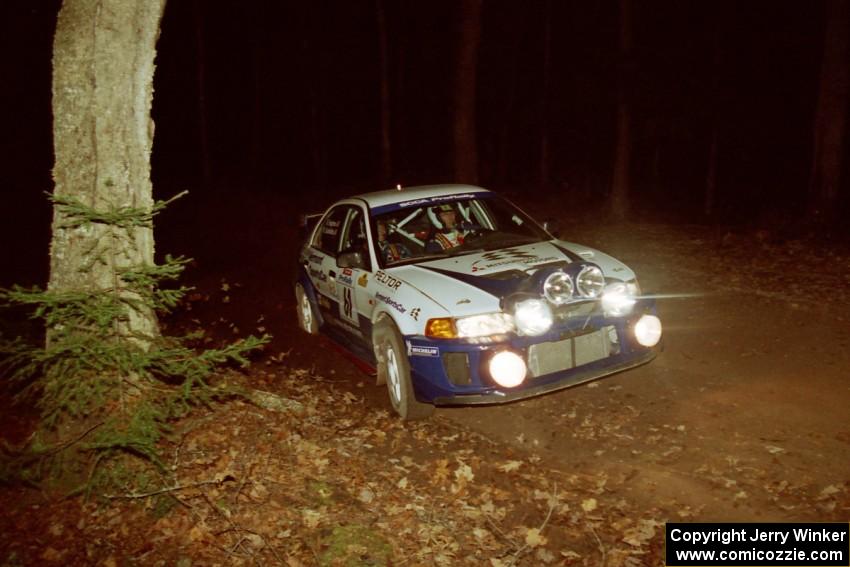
(666, 523, 849, 566)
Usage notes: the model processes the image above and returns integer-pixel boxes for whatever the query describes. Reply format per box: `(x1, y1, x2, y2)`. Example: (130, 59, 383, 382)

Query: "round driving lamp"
(576, 265, 605, 298)
(543, 271, 573, 305)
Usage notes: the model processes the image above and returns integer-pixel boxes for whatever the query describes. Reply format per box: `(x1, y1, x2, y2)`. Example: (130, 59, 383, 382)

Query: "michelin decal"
(406, 342, 439, 357)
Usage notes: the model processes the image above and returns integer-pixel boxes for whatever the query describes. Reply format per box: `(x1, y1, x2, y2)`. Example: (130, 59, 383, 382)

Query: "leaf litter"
(0, 359, 673, 565)
(4, 220, 850, 565)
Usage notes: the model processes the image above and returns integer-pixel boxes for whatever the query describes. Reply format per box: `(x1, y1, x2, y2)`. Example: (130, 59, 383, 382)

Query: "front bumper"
(404, 299, 660, 405)
(432, 348, 655, 405)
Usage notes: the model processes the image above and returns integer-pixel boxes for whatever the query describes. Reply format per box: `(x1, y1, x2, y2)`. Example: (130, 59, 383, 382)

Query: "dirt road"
(4, 212, 846, 564)
(437, 223, 850, 522)
(256, 219, 850, 524)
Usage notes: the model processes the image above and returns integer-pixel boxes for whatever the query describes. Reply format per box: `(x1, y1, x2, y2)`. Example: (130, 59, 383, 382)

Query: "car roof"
(353, 184, 491, 210)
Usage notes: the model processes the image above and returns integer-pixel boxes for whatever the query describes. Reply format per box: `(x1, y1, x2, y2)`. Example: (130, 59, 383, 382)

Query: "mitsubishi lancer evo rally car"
(296, 184, 662, 419)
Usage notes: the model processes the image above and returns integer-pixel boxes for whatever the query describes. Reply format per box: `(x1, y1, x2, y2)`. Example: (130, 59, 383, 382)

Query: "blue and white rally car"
(296, 184, 661, 419)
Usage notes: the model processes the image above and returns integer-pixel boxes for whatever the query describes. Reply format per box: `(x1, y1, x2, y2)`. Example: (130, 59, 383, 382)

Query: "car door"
(308, 205, 350, 322)
(334, 206, 374, 341)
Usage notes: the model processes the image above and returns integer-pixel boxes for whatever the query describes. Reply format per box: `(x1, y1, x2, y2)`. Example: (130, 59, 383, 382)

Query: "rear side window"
(313, 206, 350, 254)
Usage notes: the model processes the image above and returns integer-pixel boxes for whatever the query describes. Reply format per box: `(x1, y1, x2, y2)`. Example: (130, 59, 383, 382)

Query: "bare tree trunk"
(495, 11, 525, 184)
(454, 0, 482, 185)
(249, 4, 265, 187)
(539, 0, 552, 187)
(50, 0, 166, 343)
(394, 9, 409, 176)
(192, 0, 212, 189)
(807, 0, 849, 223)
(302, 9, 327, 190)
(704, 15, 723, 218)
(610, 0, 633, 220)
(376, 0, 392, 186)
(705, 128, 719, 218)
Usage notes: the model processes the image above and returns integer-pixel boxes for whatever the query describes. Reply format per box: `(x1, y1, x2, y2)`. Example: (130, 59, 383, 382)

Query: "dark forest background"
(2, 1, 849, 286)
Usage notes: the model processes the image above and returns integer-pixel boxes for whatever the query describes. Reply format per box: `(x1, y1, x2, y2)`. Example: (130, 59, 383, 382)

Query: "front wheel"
(373, 319, 435, 420)
(295, 282, 319, 335)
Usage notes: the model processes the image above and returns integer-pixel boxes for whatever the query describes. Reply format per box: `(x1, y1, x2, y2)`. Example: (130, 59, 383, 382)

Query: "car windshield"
(371, 195, 551, 267)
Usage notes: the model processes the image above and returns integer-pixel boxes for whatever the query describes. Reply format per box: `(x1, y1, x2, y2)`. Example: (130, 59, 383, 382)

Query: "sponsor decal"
(376, 292, 406, 314)
(322, 221, 339, 236)
(407, 343, 440, 357)
(470, 247, 558, 273)
(309, 267, 327, 281)
(357, 273, 368, 287)
(375, 270, 402, 290)
(409, 307, 421, 321)
(397, 193, 479, 208)
(337, 268, 354, 286)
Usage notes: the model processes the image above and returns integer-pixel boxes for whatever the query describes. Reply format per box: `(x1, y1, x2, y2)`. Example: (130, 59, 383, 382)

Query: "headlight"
(455, 313, 514, 338)
(601, 282, 636, 316)
(634, 314, 662, 347)
(576, 266, 605, 298)
(543, 271, 573, 305)
(514, 298, 553, 336)
(489, 351, 526, 388)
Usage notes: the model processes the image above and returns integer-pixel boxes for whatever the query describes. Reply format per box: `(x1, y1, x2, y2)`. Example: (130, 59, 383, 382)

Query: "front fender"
(295, 266, 325, 328)
(370, 286, 447, 338)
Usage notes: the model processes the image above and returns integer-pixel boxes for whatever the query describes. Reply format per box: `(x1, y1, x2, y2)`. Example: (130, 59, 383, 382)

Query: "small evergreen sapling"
(0, 193, 269, 495)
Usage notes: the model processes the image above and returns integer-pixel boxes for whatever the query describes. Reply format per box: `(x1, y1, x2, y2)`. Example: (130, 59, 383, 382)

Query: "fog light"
(489, 351, 527, 388)
(634, 314, 662, 347)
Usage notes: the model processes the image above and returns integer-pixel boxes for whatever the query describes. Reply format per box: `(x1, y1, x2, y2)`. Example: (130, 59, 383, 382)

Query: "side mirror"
(337, 251, 367, 270)
(542, 218, 562, 236)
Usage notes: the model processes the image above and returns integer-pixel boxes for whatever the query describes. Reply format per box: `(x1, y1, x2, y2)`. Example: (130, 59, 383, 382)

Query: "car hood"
(386, 240, 636, 316)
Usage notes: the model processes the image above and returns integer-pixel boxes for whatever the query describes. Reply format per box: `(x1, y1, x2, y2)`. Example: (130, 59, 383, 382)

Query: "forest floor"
(1, 194, 849, 566)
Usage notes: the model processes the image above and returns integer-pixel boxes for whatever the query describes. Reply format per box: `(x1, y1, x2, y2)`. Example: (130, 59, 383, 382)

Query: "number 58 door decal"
(340, 285, 358, 324)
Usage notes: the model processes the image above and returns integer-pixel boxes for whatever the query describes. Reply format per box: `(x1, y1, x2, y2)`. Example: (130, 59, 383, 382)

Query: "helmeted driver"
(427, 203, 467, 250)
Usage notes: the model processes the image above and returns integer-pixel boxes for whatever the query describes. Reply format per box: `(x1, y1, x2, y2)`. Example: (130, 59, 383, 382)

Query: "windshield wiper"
(447, 247, 485, 257)
(402, 252, 452, 264)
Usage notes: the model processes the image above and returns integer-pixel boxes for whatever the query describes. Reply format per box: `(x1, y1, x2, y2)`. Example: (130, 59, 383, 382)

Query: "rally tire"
(373, 319, 435, 420)
(295, 283, 319, 335)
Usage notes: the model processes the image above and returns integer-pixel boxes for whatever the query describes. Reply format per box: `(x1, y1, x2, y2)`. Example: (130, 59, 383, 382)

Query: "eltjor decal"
(375, 270, 402, 290)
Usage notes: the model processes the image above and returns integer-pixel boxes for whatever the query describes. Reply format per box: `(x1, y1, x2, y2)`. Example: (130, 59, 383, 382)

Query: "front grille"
(527, 325, 614, 377)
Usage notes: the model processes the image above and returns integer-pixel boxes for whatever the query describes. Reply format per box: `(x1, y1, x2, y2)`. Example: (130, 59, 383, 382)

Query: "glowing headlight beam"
(514, 298, 553, 336)
(601, 282, 637, 316)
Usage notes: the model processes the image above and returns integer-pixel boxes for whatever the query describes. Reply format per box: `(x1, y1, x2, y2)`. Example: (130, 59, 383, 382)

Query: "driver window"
(313, 206, 349, 255)
(340, 207, 372, 271)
